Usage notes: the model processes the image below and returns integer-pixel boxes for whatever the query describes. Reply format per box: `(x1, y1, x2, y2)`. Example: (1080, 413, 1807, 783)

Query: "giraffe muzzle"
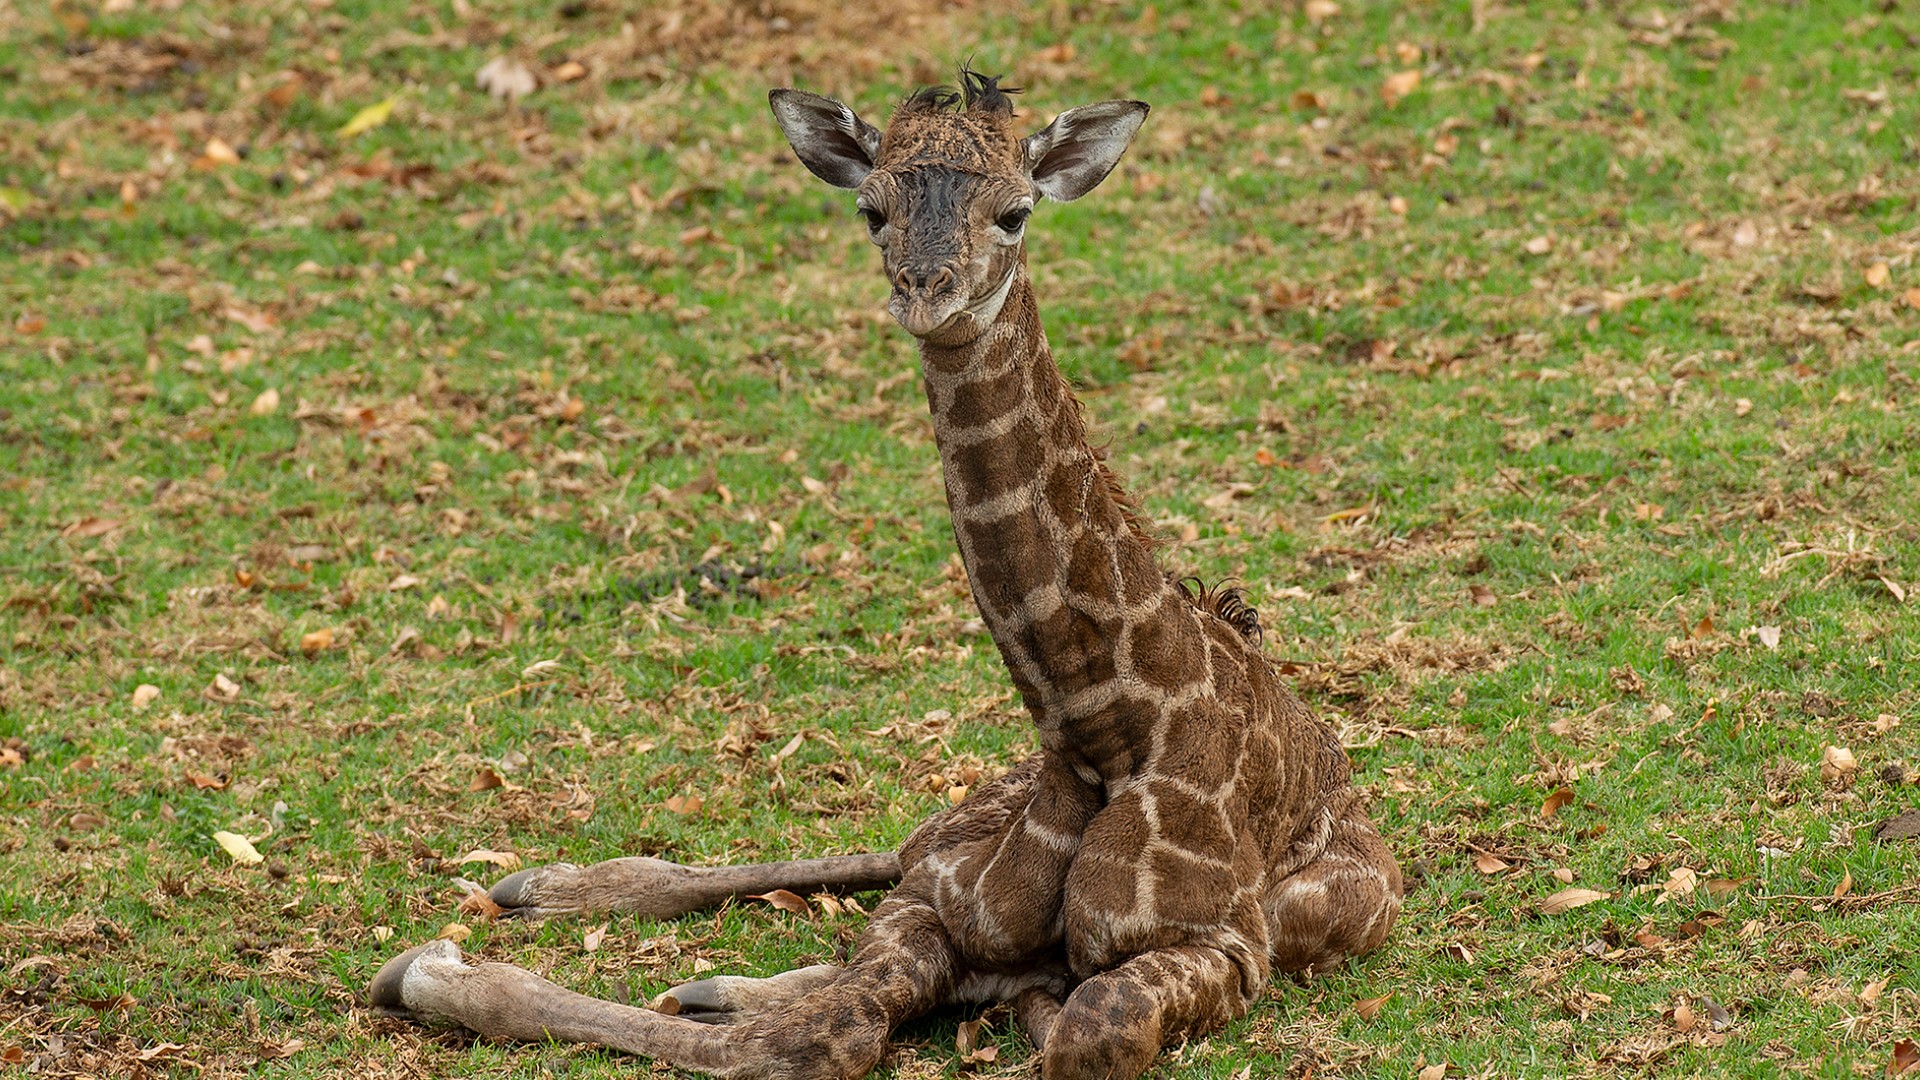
(888, 265, 969, 338)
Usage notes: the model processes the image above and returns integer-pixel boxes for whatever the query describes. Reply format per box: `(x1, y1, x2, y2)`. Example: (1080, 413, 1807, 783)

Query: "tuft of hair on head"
(903, 85, 962, 113)
(1177, 578, 1264, 644)
(959, 66, 1021, 115)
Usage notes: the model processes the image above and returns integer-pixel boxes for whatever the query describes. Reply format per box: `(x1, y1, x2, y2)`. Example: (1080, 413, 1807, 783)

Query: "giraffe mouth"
(890, 268, 1017, 339)
(890, 287, 969, 338)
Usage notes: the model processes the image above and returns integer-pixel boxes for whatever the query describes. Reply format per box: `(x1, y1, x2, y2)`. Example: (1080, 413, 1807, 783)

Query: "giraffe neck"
(918, 265, 1206, 782)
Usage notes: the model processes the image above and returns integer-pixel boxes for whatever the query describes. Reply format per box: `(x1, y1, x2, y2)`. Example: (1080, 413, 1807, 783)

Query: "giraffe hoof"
(648, 977, 733, 1022)
(488, 863, 581, 919)
(368, 942, 444, 1018)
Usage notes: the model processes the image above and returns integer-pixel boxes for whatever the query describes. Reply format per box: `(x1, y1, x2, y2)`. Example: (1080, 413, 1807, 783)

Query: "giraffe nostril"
(928, 267, 956, 293)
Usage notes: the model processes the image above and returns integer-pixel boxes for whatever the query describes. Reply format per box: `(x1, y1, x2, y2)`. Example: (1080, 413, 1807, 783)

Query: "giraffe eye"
(997, 207, 1031, 232)
(858, 207, 887, 233)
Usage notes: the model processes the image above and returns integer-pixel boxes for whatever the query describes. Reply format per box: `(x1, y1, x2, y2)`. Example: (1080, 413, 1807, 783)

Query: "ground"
(1, 0, 1917, 1076)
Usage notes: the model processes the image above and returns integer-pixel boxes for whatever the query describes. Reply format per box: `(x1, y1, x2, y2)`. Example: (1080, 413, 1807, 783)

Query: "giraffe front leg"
(1040, 944, 1257, 1080)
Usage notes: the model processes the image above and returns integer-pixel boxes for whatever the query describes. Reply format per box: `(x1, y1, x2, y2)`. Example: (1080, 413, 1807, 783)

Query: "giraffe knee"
(1040, 978, 1162, 1080)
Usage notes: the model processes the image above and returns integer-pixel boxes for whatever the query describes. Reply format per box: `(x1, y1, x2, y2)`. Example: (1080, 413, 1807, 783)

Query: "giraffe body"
(369, 72, 1401, 1080)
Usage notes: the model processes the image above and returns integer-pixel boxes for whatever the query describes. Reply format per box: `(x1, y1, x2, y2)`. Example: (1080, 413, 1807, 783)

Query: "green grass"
(2, 0, 1917, 1076)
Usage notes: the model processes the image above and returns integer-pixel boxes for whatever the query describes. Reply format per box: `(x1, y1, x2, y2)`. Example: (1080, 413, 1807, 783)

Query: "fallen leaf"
(1304, 0, 1340, 24)
(1662, 867, 1700, 899)
(1889, 1038, 1920, 1076)
(438, 922, 472, 942)
(476, 55, 537, 102)
(1755, 625, 1781, 650)
(1866, 262, 1891, 289)
(206, 673, 241, 702)
(63, 516, 123, 538)
(1834, 868, 1852, 899)
(372, 925, 394, 943)
(213, 830, 264, 865)
(551, 60, 587, 82)
(1689, 615, 1715, 640)
(1524, 235, 1554, 255)
(582, 924, 608, 952)
(337, 96, 399, 138)
(1417, 1064, 1448, 1080)
(1380, 69, 1421, 106)
(299, 627, 334, 655)
(194, 137, 240, 169)
(1861, 978, 1889, 1006)
(456, 849, 521, 871)
(186, 772, 228, 790)
(1673, 1002, 1696, 1032)
(1905, 287, 1920, 311)
(250, 388, 280, 416)
(387, 574, 423, 591)
(1540, 887, 1610, 914)
(1473, 853, 1510, 874)
(1469, 584, 1498, 607)
(1821, 745, 1859, 783)
(1541, 788, 1574, 818)
(225, 305, 276, 334)
(748, 889, 810, 916)
(664, 793, 704, 815)
(1353, 992, 1393, 1019)
(132, 684, 161, 710)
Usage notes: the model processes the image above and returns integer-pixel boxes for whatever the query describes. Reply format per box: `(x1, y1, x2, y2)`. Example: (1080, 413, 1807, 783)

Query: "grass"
(2, 0, 1917, 1076)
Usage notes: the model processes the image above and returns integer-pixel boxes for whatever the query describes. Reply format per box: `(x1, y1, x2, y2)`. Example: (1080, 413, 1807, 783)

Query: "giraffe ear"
(769, 89, 883, 190)
(1021, 100, 1150, 202)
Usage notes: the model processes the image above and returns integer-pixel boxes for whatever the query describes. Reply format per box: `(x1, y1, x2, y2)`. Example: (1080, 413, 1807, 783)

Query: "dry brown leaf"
(1417, 1064, 1448, 1080)
(456, 849, 521, 871)
(1673, 1002, 1696, 1032)
(1353, 992, 1393, 1019)
(748, 889, 810, 916)
(1755, 625, 1781, 650)
(63, 516, 123, 538)
(249, 388, 280, 416)
(1523, 235, 1554, 255)
(206, 673, 241, 702)
(1689, 615, 1715, 640)
(665, 793, 704, 815)
(1469, 584, 1497, 607)
(476, 55, 537, 102)
(132, 684, 161, 710)
(582, 924, 608, 952)
(1381, 69, 1421, 106)
(1889, 1038, 1920, 1076)
(552, 60, 587, 82)
(1865, 262, 1891, 289)
(1541, 788, 1574, 818)
(1304, 0, 1340, 24)
(1834, 868, 1853, 900)
(1821, 745, 1859, 783)
(438, 922, 472, 942)
(299, 627, 334, 655)
(194, 136, 240, 170)
(1473, 853, 1510, 874)
(1540, 887, 1610, 914)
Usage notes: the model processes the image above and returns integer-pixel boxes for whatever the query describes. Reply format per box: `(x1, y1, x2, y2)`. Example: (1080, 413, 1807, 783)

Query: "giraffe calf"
(370, 70, 1401, 1080)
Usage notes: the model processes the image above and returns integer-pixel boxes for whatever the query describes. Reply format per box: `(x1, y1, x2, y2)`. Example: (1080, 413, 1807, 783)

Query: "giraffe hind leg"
(1264, 803, 1402, 973)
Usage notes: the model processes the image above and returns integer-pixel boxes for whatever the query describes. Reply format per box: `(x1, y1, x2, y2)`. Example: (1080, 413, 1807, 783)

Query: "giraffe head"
(771, 71, 1148, 344)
